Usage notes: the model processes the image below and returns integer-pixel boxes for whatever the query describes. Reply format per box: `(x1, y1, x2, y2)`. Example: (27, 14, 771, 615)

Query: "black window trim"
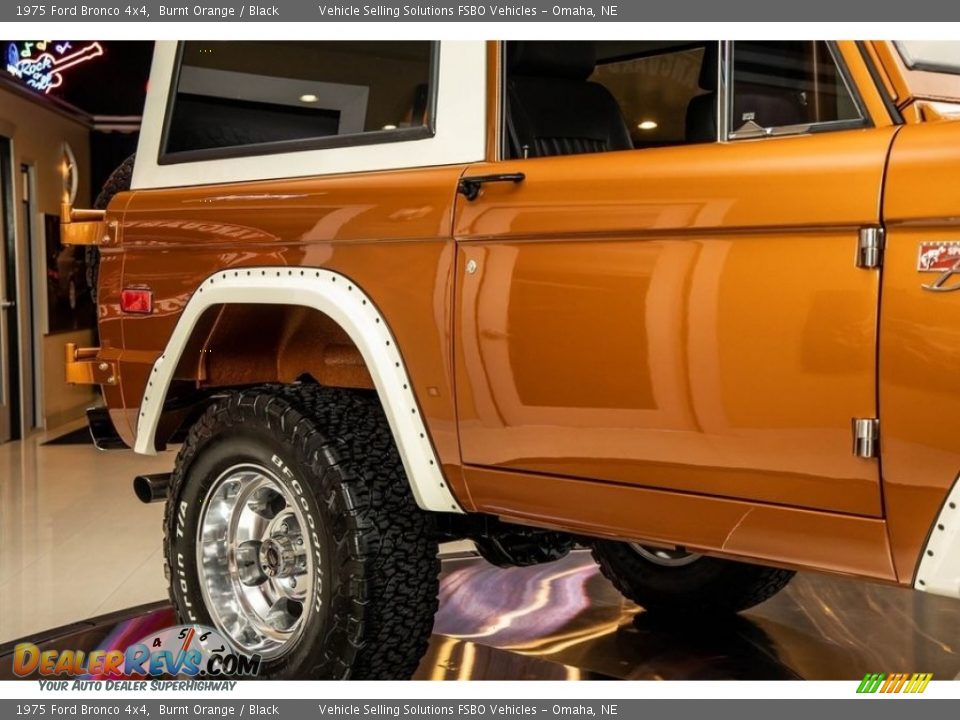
(157, 41, 440, 166)
(723, 40, 873, 142)
(856, 41, 904, 125)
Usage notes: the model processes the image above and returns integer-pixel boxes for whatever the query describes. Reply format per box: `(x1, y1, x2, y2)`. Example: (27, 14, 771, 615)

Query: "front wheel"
(592, 541, 794, 616)
(163, 385, 440, 679)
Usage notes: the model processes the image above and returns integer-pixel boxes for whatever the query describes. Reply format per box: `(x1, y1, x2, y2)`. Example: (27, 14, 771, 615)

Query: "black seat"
(685, 47, 720, 143)
(686, 43, 810, 142)
(506, 42, 633, 158)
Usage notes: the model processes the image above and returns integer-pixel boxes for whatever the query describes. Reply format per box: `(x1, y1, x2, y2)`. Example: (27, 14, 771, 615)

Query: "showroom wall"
(0, 80, 95, 433)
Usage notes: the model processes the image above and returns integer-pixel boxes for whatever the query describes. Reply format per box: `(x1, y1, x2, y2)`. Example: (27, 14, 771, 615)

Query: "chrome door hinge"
(852, 417, 880, 458)
(857, 227, 885, 269)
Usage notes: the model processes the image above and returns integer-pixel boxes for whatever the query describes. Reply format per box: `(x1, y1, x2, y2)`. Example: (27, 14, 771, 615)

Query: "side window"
(162, 41, 435, 161)
(728, 41, 864, 138)
(503, 41, 718, 160)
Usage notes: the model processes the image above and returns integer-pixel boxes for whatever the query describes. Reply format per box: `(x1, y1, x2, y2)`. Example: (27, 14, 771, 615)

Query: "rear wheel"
(592, 541, 794, 616)
(164, 385, 440, 678)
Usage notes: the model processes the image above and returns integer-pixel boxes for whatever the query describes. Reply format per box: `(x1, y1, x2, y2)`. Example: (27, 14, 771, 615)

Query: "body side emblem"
(918, 241, 960, 292)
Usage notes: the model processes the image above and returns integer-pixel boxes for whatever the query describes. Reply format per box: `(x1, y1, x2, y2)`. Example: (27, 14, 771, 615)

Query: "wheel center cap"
(259, 536, 297, 578)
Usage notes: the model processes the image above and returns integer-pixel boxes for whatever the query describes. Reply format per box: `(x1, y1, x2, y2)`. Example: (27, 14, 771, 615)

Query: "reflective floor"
(425, 551, 960, 680)
(0, 421, 171, 641)
(1, 426, 959, 680)
(1, 548, 958, 681)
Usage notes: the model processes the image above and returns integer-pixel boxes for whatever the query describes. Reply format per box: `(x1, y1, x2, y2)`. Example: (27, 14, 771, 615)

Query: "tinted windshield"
(897, 42, 960, 74)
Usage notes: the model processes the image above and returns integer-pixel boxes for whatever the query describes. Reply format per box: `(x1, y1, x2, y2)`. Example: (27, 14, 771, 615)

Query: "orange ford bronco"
(62, 40, 960, 678)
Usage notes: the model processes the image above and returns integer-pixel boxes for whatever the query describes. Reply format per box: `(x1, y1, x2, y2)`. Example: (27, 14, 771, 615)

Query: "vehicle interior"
(502, 40, 863, 159)
(164, 41, 434, 155)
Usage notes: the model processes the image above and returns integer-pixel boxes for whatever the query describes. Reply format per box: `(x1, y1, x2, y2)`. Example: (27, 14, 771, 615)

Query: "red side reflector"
(121, 288, 153, 314)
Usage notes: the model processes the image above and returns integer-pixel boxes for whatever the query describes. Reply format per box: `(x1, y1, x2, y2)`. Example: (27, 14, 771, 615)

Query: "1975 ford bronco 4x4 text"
(61, 40, 960, 678)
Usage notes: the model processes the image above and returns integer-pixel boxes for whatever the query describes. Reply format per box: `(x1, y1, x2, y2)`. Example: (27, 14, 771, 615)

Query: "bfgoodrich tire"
(163, 385, 440, 679)
(592, 541, 794, 616)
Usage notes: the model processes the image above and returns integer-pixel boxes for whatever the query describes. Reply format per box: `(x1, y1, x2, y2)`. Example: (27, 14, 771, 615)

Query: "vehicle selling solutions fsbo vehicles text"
(316, 4, 544, 17)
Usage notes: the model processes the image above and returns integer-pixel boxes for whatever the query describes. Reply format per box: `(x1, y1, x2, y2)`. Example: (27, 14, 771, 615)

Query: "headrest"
(698, 44, 719, 91)
(507, 41, 597, 81)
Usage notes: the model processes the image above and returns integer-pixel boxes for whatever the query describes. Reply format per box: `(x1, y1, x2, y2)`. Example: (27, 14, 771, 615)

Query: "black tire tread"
(275, 384, 440, 679)
(163, 384, 438, 679)
(591, 541, 794, 616)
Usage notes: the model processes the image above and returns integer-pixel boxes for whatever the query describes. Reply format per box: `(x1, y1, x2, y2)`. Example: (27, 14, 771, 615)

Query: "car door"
(453, 40, 895, 517)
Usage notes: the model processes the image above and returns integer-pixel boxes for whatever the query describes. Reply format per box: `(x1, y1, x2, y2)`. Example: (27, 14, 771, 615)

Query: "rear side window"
(728, 41, 864, 138)
(161, 41, 435, 162)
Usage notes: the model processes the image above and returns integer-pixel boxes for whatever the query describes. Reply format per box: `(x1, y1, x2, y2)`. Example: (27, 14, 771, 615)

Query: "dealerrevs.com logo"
(14, 625, 261, 678)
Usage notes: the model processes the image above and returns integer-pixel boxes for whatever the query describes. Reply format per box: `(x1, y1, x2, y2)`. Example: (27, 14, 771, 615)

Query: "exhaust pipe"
(134, 473, 172, 504)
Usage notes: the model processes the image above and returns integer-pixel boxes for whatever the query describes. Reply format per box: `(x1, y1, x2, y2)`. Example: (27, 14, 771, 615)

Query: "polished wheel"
(629, 543, 702, 567)
(196, 464, 313, 659)
(166, 386, 440, 678)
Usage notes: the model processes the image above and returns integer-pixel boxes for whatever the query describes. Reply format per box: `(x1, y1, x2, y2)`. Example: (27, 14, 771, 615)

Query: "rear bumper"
(65, 344, 127, 450)
(64, 343, 117, 386)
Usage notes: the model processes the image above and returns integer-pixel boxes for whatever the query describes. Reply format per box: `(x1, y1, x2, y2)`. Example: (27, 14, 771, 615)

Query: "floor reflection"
(1, 548, 958, 681)
(428, 549, 960, 680)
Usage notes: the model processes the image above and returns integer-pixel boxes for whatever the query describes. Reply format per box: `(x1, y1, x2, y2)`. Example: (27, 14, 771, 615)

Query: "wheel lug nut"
(289, 578, 297, 588)
(297, 538, 303, 546)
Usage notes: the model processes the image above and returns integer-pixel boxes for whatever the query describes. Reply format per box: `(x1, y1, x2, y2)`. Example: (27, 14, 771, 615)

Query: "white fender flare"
(134, 266, 463, 514)
(915, 474, 960, 599)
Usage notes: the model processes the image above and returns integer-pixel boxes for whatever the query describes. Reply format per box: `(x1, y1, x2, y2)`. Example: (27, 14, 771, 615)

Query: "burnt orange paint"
(881, 119, 960, 582)
(835, 42, 901, 128)
(102, 167, 474, 509)
(465, 467, 897, 582)
(77, 41, 960, 587)
(454, 129, 895, 517)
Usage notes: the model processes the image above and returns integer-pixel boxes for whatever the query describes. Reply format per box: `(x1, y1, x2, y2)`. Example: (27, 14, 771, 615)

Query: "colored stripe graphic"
(857, 673, 885, 693)
(857, 672, 932, 693)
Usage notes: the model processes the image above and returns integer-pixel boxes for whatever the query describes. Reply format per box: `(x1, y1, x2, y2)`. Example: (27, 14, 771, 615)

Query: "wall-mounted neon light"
(5, 41, 104, 94)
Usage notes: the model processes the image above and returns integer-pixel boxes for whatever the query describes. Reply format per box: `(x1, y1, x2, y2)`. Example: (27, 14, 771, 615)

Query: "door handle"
(0, 300, 14, 310)
(457, 173, 525, 201)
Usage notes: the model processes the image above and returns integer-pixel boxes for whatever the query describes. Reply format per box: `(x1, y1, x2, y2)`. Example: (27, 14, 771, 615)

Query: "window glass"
(590, 44, 715, 148)
(503, 41, 717, 160)
(729, 41, 862, 137)
(163, 41, 433, 158)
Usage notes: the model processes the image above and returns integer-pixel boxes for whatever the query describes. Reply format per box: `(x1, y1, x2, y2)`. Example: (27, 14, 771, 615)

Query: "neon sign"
(5, 41, 104, 94)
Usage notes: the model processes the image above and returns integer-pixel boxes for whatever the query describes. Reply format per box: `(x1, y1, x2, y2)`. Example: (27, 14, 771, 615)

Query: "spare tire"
(85, 154, 135, 304)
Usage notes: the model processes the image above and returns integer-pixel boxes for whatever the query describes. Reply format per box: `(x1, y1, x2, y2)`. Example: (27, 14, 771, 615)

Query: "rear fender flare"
(134, 266, 463, 514)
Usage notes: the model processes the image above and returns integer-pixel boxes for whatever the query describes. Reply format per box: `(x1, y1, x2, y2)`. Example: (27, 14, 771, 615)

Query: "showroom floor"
(0, 421, 172, 642)
(2, 424, 959, 679)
